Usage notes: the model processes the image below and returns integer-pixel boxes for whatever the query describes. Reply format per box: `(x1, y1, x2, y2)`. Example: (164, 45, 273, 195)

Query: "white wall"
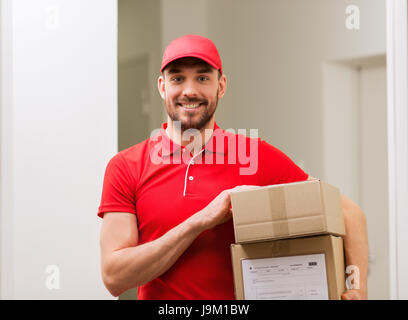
(360, 64, 388, 299)
(322, 62, 360, 202)
(0, 0, 117, 299)
(160, 0, 208, 49)
(207, 0, 386, 179)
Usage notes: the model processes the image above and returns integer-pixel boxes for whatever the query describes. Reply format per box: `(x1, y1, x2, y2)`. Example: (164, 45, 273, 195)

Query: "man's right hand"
(194, 185, 262, 231)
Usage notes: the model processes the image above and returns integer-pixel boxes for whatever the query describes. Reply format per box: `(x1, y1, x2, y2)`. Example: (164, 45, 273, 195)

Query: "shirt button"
(188, 176, 194, 181)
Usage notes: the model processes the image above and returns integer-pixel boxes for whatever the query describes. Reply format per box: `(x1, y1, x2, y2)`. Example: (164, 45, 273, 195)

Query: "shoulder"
(104, 135, 158, 184)
(217, 127, 287, 158)
(115, 133, 159, 165)
(216, 127, 260, 146)
(257, 139, 292, 158)
(256, 138, 305, 172)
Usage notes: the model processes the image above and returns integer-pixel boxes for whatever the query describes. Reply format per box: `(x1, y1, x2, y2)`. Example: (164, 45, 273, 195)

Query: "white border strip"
(386, 0, 408, 300)
(0, 0, 14, 299)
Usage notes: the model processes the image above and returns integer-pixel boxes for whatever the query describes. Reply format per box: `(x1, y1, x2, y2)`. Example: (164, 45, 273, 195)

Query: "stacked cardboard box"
(230, 179, 346, 300)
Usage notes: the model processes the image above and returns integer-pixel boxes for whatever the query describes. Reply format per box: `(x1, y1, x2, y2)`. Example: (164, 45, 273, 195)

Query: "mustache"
(176, 98, 208, 104)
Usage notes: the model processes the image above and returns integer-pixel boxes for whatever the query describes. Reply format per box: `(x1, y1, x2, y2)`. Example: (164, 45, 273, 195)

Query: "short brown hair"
(162, 57, 221, 79)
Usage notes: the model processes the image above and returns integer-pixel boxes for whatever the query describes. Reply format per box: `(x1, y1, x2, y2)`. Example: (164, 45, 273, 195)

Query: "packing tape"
(268, 187, 290, 238)
(268, 239, 290, 255)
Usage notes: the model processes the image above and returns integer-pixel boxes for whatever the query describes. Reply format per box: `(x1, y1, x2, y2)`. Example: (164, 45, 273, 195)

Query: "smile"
(177, 103, 204, 109)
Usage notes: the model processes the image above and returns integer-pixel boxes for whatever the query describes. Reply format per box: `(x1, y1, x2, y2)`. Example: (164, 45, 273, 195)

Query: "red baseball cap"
(160, 34, 223, 75)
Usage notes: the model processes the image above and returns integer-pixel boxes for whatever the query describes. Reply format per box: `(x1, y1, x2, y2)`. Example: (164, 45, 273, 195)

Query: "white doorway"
(323, 56, 388, 299)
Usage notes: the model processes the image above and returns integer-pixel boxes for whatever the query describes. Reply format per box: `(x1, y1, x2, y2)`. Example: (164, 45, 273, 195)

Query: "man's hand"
(194, 189, 232, 230)
(101, 185, 263, 296)
(341, 289, 365, 300)
(194, 185, 262, 230)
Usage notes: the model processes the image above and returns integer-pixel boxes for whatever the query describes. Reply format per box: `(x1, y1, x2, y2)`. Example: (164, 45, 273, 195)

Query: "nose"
(181, 79, 199, 99)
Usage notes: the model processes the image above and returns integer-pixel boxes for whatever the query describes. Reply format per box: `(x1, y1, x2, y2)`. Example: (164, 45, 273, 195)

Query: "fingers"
(341, 290, 362, 300)
(229, 185, 263, 193)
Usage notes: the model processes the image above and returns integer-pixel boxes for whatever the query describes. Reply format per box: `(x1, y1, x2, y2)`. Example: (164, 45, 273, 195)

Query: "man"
(98, 34, 368, 300)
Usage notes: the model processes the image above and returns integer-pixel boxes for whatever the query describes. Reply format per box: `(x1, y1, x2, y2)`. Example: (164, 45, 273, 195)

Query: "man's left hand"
(341, 289, 365, 300)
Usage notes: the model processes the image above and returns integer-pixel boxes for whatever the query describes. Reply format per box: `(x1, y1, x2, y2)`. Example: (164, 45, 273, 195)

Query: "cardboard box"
(230, 179, 346, 243)
(231, 235, 345, 300)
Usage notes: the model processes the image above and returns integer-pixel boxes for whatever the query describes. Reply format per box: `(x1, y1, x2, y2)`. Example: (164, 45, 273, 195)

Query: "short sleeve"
(97, 153, 137, 218)
(258, 139, 309, 185)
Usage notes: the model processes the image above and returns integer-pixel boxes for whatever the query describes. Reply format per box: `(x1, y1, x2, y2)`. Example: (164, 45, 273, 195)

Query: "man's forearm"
(103, 211, 207, 297)
(341, 195, 369, 299)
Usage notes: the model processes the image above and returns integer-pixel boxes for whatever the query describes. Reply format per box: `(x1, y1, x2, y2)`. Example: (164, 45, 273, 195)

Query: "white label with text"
(242, 254, 328, 300)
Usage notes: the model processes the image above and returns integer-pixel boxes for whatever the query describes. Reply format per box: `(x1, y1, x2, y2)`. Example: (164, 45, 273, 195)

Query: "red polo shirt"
(98, 122, 308, 299)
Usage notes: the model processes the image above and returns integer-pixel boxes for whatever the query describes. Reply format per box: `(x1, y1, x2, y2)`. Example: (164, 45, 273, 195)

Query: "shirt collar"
(158, 121, 228, 157)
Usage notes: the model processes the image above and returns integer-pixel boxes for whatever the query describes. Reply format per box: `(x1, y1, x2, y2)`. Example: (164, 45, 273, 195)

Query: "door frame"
(386, 0, 408, 300)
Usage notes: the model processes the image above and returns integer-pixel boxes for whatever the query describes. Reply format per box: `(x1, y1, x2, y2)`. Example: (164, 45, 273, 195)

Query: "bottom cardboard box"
(231, 235, 345, 300)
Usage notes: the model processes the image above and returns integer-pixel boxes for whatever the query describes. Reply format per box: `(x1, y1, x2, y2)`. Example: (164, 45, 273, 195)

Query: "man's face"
(158, 58, 227, 131)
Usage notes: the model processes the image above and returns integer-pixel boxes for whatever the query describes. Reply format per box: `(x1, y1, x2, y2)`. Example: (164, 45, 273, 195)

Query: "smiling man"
(160, 57, 224, 131)
(157, 55, 226, 154)
(98, 34, 368, 300)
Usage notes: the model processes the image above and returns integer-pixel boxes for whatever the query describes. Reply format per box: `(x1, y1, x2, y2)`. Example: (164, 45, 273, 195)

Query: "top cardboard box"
(230, 179, 346, 243)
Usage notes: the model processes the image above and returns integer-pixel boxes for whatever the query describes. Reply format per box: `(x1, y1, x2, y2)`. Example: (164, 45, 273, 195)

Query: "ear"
(157, 74, 165, 100)
(217, 74, 227, 99)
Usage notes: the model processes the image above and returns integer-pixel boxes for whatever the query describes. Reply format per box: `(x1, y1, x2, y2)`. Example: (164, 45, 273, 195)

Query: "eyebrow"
(166, 68, 182, 75)
(196, 67, 213, 74)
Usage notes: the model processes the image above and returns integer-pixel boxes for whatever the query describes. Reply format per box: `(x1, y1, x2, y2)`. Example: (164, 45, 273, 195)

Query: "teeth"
(181, 104, 200, 109)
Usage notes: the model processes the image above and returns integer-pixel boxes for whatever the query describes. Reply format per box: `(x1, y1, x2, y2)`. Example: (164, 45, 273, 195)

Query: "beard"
(166, 89, 219, 131)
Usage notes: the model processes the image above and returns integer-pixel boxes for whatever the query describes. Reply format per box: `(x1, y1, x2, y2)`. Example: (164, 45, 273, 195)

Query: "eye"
(198, 76, 210, 82)
(171, 76, 183, 83)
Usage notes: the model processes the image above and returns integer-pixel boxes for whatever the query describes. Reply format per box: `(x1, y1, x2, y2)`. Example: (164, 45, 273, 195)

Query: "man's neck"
(165, 117, 215, 155)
